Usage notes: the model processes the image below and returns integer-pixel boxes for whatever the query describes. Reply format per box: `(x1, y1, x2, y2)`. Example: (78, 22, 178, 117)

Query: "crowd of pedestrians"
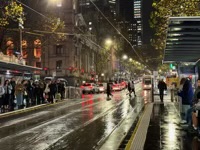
(0, 77, 65, 113)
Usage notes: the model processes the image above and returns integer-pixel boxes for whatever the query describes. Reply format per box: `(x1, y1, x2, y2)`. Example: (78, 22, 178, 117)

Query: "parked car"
(112, 83, 121, 91)
(80, 83, 98, 94)
(97, 83, 105, 93)
(120, 81, 127, 90)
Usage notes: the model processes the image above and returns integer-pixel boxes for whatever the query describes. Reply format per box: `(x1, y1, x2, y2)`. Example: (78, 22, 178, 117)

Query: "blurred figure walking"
(158, 79, 167, 102)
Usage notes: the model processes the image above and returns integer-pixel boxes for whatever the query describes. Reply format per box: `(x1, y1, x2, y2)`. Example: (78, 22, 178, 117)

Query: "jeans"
(182, 104, 191, 123)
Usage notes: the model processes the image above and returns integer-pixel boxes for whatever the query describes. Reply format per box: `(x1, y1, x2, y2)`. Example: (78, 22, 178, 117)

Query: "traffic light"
(43, 67, 48, 74)
(169, 64, 176, 70)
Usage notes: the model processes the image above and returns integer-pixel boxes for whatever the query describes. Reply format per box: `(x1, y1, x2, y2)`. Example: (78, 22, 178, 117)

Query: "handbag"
(44, 87, 50, 93)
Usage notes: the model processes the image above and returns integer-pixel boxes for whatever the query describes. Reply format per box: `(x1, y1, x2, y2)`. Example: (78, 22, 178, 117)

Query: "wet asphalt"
(144, 94, 200, 150)
(1, 84, 198, 150)
(0, 84, 143, 150)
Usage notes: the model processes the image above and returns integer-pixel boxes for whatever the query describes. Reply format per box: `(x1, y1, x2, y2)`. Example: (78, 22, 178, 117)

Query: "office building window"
(56, 60, 62, 69)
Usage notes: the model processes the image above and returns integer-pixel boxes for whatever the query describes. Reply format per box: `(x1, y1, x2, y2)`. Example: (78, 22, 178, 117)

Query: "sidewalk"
(132, 91, 198, 150)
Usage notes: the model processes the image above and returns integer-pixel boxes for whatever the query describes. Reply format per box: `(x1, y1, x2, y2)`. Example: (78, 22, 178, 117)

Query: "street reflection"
(168, 123, 176, 145)
(143, 90, 151, 104)
(81, 98, 94, 122)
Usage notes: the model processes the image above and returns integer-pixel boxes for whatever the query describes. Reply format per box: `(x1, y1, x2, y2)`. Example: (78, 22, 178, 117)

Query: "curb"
(0, 99, 68, 119)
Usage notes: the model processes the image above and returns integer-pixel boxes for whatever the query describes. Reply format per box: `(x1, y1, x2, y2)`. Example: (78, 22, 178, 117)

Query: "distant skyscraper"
(133, 0, 142, 47)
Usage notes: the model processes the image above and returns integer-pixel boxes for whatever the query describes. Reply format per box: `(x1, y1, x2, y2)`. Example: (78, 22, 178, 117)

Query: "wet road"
(0, 83, 143, 150)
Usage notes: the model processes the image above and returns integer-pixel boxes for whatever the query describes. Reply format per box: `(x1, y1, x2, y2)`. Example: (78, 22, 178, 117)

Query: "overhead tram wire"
(16, 0, 110, 56)
(16, 0, 146, 67)
(89, 0, 144, 63)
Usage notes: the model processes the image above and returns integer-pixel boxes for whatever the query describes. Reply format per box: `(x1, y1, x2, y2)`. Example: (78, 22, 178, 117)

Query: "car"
(97, 83, 105, 93)
(120, 81, 127, 90)
(80, 83, 98, 94)
(112, 83, 121, 91)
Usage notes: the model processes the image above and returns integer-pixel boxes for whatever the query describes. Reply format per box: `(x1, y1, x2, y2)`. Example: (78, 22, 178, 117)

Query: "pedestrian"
(178, 77, 194, 124)
(106, 81, 113, 99)
(10, 77, 16, 111)
(34, 80, 42, 105)
(127, 80, 132, 97)
(49, 80, 57, 103)
(15, 81, 24, 109)
(26, 79, 35, 106)
(131, 80, 136, 97)
(22, 80, 29, 108)
(0, 81, 5, 113)
(3, 80, 12, 112)
(189, 78, 200, 134)
(158, 79, 167, 102)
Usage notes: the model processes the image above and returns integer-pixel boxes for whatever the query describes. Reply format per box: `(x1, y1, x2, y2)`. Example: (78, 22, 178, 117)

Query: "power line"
(16, 0, 49, 20)
(15, 0, 105, 52)
(89, 0, 144, 63)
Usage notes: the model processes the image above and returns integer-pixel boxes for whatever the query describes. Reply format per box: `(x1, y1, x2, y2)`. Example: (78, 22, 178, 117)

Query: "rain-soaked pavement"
(144, 94, 200, 150)
(0, 83, 143, 150)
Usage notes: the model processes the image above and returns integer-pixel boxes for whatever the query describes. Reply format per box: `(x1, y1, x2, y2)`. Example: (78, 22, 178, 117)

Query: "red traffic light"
(43, 67, 48, 71)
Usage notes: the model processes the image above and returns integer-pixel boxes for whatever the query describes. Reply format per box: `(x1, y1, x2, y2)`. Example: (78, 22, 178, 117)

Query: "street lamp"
(105, 38, 113, 46)
(122, 54, 128, 60)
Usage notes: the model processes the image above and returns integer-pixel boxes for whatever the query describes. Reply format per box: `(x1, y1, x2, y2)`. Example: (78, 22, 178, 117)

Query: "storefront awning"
(0, 60, 42, 72)
(163, 16, 200, 63)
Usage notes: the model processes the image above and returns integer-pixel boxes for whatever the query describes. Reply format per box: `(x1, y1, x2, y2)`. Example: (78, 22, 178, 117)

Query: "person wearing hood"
(178, 78, 194, 124)
(190, 79, 200, 134)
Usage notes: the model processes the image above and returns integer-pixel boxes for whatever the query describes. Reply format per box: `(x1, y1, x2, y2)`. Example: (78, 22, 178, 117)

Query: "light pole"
(18, 16, 24, 56)
(105, 38, 113, 79)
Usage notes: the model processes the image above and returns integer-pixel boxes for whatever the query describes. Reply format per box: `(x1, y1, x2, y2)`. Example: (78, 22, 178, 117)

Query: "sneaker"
(188, 126, 198, 134)
(180, 120, 187, 124)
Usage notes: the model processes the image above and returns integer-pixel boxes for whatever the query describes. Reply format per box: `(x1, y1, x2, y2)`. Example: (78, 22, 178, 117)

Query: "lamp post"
(105, 38, 113, 79)
(18, 16, 24, 56)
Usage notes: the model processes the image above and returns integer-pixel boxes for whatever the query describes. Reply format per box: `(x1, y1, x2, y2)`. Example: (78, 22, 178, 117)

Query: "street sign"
(52, 71, 56, 77)
(153, 71, 158, 76)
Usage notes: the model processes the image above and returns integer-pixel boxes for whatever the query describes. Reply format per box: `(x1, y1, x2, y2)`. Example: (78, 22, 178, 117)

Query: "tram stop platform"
(127, 92, 199, 150)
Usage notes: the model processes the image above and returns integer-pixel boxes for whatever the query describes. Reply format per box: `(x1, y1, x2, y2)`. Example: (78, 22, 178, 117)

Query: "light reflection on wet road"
(0, 84, 143, 150)
(144, 100, 200, 150)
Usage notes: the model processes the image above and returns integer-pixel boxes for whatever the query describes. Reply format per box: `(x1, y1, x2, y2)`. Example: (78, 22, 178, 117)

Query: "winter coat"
(178, 80, 193, 105)
(192, 86, 200, 105)
(158, 81, 167, 91)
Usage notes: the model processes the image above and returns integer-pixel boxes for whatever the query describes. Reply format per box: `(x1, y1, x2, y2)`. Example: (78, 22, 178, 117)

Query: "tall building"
(133, 0, 142, 47)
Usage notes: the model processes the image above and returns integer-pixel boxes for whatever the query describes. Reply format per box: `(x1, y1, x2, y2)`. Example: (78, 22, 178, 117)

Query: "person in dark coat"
(10, 77, 16, 111)
(158, 79, 167, 102)
(178, 78, 194, 124)
(49, 81, 57, 103)
(106, 82, 113, 99)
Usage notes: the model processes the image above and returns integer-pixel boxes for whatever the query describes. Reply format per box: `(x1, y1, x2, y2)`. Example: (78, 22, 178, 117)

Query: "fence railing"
(65, 86, 82, 99)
